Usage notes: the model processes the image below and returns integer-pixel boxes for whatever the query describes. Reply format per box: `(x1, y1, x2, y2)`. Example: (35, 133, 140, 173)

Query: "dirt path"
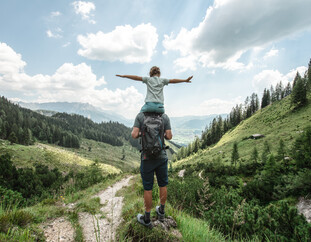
(42, 176, 133, 241)
(42, 217, 75, 242)
(79, 176, 133, 241)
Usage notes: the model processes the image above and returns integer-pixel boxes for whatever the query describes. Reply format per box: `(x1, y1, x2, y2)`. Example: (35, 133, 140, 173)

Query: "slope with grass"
(175, 93, 311, 168)
(0, 137, 140, 173)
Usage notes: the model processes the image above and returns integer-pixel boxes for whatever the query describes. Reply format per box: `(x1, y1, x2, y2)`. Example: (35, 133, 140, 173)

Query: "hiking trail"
(42, 176, 133, 241)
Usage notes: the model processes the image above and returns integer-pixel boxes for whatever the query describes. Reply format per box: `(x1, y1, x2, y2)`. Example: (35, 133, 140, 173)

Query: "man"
(132, 112, 172, 228)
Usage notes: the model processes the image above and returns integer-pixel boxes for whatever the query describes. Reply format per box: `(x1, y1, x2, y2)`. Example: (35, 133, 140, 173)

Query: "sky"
(1, 0, 311, 119)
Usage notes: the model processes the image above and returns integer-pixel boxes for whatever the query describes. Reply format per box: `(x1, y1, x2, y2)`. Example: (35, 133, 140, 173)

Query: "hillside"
(165, 92, 311, 241)
(170, 114, 227, 145)
(18, 101, 133, 126)
(0, 138, 140, 173)
(174, 93, 311, 168)
(0, 96, 139, 149)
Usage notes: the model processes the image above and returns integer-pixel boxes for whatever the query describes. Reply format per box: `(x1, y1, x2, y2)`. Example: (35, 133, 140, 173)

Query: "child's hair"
(149, 66, 161, 77)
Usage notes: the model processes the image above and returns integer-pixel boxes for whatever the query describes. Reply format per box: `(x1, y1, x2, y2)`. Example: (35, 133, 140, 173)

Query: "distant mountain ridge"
(17, 101, 227, 145)
(170, 114, 227, 130)
(18, 101, 133, 126)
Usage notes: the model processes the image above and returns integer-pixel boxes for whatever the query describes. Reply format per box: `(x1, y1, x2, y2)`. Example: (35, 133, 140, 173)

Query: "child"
(116, 66, 192, 113)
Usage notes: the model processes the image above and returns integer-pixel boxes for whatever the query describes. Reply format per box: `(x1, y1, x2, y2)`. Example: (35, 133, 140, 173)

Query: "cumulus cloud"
(252, 66, 307, 92)
(196, 97, 243, 115)
(263, 48, 279, 59)
(0, 42, 143, 119)
(72, 1, 96, 24)
(163, 0, 311, 72)
(77, 23, 158, 63)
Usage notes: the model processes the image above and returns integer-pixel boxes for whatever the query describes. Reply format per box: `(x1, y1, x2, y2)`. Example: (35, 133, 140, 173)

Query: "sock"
(160, 204, 165, 214)
(144, 211, 151, 223)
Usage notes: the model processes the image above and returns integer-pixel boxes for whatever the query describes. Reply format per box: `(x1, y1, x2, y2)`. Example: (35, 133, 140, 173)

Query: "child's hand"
(186, 76, 193, 83)
(116, 74, 124, 78)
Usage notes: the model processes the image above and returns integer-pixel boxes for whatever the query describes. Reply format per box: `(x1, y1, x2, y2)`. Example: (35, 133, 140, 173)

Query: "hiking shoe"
(137, 214, 152, 228)
(156, 206, 165, 222)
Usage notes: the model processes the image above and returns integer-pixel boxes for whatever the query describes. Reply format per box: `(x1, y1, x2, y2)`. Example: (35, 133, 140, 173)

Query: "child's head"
(149, 66, 161, 77)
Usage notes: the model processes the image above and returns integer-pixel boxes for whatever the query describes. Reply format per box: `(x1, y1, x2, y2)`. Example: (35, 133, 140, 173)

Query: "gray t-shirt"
(142, 76, 169, 104)
(133, 112, 171, 159)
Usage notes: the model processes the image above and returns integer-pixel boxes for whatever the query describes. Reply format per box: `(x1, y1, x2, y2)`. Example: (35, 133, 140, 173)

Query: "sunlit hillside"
(174, 93, 311, 168)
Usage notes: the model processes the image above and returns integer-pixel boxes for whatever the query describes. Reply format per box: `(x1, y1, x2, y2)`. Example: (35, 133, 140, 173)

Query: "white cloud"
(77, 23, 158, 63)
(197, 97, 243, 115)
(46, 29, 62, 38)
(163, 0, 311, 72)
(0, 42, 143, 119)
(0, 42, 26, 74)
(252, 66, 307, 92)
(51, 11, 61, 17)
(72, 1, 96, 24)
(264, 48, 279, 59)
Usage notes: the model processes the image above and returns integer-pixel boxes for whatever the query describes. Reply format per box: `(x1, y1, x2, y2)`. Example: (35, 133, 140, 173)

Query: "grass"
(0, 173, 127, 241)
(0, 203, 44, 241)
(174, 94, 311, 169)
(0, 138, 140, 173)
(117, 175, 227, 242)
(68, 211, 84, 242)
(66, 138, 140, 172)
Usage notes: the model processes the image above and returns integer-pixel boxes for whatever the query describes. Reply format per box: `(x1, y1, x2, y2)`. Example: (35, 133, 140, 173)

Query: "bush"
(167, 177, 203, 212)
(0, 186, 25, 209)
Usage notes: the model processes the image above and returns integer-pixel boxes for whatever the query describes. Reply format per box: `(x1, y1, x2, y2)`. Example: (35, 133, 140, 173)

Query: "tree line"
(0, 97, 140, 149)
(173, 58, 311, 161)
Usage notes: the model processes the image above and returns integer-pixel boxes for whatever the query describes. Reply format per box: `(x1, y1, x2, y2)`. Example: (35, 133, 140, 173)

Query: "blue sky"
(1, 0, 311, 119)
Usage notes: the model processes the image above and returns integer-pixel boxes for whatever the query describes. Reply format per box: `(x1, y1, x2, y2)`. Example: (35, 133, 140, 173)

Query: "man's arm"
(164, 130, 172, 140)
(116, 75, 143, 81)
(169, 76, 193, 84)
(131, 127, 140, 139)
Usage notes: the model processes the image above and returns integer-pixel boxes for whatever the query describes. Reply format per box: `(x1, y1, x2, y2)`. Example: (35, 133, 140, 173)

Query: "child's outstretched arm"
(169, 76, 193, 84)
(116, 75, 142, 81)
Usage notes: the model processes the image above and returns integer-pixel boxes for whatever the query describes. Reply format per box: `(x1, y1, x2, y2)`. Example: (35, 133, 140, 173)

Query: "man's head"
(149, 66, 161, 77)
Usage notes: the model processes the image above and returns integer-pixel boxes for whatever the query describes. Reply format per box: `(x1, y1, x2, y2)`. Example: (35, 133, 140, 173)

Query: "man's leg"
(144, 190, 152, 212)
(155, 159, 168, 219)
(138, 159, 154, 226)
(159, 186, 167, 206)
(159, 186, 167, 214)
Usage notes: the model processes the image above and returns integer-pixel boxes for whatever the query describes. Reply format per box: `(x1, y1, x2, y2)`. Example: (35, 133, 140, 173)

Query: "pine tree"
(8, 132, 18, 144)
(231, 142, 239, 166)
(284, 82, 292, 97)
(277, 139, 286, 161)
(307, 58, 311, 91)
(121, 148, 125, 160)
(251, 146, 258, 164)
(291, 72, 307, 107)
(261, 141, 271, 163)
(270, 85, 277, 103)
(261, 89, 268, 109)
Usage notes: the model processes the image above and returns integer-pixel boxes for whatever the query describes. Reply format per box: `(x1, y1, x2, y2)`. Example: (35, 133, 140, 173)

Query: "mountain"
(170, 114, 227, 145)
(18, 101, 133, 126)
(18, 101, 226, 145)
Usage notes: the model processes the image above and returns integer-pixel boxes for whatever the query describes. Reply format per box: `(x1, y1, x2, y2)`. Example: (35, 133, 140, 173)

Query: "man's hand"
(131, 127, 140, 139)
(164, 130, 172, 140)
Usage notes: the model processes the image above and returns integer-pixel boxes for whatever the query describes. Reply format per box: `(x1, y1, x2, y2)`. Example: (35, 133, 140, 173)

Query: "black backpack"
(141, 113, 166, 157)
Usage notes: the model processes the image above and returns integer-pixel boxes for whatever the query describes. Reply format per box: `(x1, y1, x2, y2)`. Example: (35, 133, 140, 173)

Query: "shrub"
(0, 186, 25, 209)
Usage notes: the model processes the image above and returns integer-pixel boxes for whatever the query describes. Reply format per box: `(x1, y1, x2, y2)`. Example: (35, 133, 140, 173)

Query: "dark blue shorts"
(140, 156, 168, 191)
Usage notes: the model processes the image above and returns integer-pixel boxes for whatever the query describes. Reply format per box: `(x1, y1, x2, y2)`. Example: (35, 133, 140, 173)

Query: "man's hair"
(149, 66, 161, 77)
